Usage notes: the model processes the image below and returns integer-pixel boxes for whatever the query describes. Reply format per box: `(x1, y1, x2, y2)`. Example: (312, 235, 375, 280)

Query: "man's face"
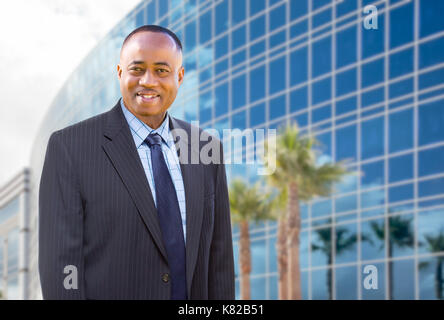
(117, 31, 184, 128)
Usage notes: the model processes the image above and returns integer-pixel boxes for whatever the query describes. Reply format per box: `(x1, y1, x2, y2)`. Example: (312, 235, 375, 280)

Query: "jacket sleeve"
(38, 131, 86, 299)
(208, 142, 235, 299)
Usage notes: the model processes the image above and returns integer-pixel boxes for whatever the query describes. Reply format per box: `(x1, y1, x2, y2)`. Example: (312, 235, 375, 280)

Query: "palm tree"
(267, 186, 288, 299)
(419, 229, 444, 300)
(264, 123, 350, 299)
(369, 214, 414, 300)
(311, 223, 358, 299)
(229, 178, 273, 300)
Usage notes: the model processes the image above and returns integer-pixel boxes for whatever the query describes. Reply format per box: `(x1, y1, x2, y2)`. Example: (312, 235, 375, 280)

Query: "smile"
(137, 93, 160, 101)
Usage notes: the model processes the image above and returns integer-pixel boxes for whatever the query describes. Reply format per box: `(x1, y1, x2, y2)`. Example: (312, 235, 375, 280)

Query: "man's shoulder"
(51, 106, 115, 140)
(170, 116, 225, 168)
(170, 116, 222, 145)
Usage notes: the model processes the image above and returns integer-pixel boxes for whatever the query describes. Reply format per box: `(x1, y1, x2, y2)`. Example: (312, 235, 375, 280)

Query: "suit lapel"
(101, 102, 205, 296)
(102, 102, 168, 262)
(169, 117, 204, 297)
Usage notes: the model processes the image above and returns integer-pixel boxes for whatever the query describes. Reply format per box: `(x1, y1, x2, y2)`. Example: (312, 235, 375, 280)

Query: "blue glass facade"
(0, 201, 20, 300)
(0, 170, 29, 299)
(29, 0, 444, 299)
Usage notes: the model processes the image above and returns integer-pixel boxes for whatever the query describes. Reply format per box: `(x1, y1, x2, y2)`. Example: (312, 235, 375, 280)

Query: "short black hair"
(121, 25, 183, 52)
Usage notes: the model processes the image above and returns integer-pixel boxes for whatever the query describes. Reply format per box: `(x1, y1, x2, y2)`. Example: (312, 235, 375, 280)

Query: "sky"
(0, 0, 140, 186)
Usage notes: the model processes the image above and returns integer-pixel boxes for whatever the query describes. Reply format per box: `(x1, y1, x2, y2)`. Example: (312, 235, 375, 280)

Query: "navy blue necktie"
(145, 132, 187, 300)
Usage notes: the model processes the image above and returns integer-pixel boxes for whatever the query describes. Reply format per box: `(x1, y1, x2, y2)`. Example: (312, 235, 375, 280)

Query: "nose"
(139, 70, 158, 87)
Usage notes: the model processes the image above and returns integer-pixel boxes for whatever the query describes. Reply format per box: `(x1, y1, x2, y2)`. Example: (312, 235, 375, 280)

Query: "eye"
(157, 69, 169, 73)
(131, 67, 143, 72)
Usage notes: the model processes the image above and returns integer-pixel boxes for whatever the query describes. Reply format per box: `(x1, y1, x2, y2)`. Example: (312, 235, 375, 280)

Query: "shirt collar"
(120, 98, 173, 149)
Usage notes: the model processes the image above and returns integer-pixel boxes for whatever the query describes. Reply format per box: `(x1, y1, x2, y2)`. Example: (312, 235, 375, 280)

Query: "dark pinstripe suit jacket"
(38, 101, 235, 300)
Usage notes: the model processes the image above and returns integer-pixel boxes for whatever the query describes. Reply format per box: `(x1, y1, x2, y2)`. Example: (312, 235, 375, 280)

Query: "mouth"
(136, 92, 160, 103)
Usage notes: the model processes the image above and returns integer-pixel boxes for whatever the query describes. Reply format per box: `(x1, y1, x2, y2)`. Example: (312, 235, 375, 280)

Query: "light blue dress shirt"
(120, 99, 187, 243)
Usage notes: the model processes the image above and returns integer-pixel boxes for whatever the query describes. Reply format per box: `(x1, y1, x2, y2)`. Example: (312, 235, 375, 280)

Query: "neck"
(121, 99, 167, 129)
(140, 112, 167, 130)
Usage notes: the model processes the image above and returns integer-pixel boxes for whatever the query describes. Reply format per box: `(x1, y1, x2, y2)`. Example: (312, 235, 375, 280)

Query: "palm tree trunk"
(276, 215, 288, 300)
(287, 181, 302, 299)
(436, 258, 443, 300)
(327, 256, 332, 300)
(388, 242, 393, 300)
(239, 220, 251, 300)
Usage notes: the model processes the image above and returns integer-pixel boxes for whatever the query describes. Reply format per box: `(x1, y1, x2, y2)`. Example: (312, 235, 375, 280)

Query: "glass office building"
(28, 0, 444, 299)
(0, 169, 30, 300)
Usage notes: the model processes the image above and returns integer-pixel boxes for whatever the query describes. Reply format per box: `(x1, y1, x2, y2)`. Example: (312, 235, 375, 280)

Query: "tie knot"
(145, 133, 162, 148)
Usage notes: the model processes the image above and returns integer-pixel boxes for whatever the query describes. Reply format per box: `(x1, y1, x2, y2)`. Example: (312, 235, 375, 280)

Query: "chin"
(135, 106, 165, 117)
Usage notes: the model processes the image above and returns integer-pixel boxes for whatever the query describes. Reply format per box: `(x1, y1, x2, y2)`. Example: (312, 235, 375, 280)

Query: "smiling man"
(118, 28, 183, 128)
(38, 25, 235, 300)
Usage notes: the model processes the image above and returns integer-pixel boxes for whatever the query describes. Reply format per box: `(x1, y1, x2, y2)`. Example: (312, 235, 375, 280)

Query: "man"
(39, 25, 235, 300)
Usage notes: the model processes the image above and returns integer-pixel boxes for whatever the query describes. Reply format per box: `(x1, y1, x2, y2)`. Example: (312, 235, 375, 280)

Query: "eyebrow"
(128, 61, 171, 68)
(153, 62, 171, 68)
(128, 60, 145, 66)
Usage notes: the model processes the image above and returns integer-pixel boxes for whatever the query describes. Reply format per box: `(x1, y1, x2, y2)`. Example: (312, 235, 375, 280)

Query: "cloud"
(0, 0, 140, 186)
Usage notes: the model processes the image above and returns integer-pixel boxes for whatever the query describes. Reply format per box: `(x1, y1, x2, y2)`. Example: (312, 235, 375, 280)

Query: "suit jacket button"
(161, 273, 170, 283)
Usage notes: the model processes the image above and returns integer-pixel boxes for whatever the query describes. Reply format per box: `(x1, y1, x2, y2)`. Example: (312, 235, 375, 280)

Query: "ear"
(117, 64, 122, 79)
(178, 66, 185, 86)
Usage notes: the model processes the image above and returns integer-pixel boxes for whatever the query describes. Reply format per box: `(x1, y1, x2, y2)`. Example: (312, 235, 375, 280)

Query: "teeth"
(140, 94, 157, 98)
